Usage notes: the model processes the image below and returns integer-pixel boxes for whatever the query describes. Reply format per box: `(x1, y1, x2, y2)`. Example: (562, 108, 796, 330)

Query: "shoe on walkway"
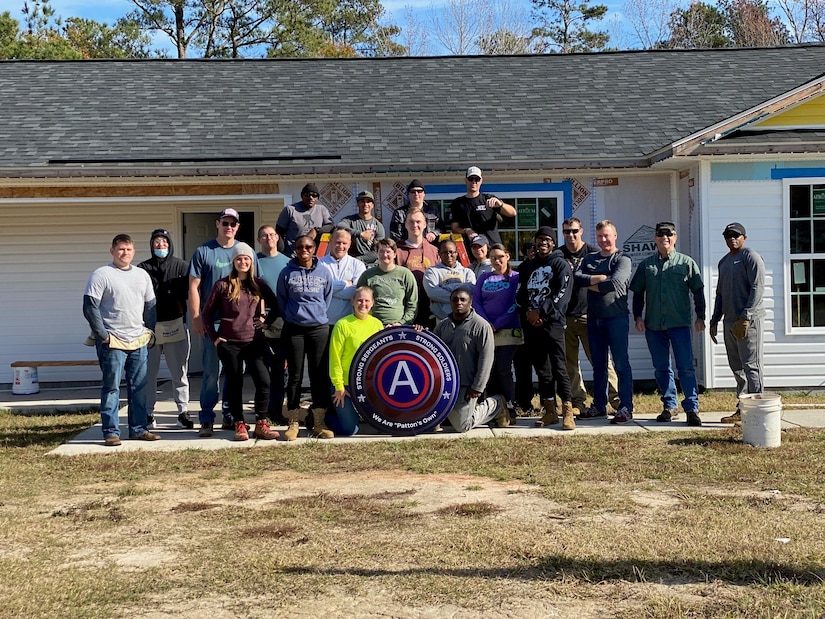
(721, 410, 742, 426)
(656, 407, 677, 422)
(311, 408, 334, 439)
(610, 407, 633, 424)
(234, 421, 249, 441)
(284, 409, 302, 441)
(507, 406, 518, 425)
(253, 419, 279, 440)
(147, 415, 156, 429)
(494, 397, 510, 428)
(686, 412, 703, 427)
(177, 412, 194, 429)
(578, 406, 607, 419)
(221, 414, 234, 430)
(104, 435, 122, 447)
(135, 431, 161, 441)
(535, 399, 558, 426)
(561, 401, 576, 431)
(199, 422, 213, 438)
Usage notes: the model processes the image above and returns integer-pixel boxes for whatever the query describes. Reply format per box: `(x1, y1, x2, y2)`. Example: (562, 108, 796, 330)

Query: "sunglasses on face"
(409, 189, 425, 194)
(296, 244, 315, 250)
(467, 177, 481, 182)
(724, 232, 742, 239)
(562, 229, 580, 235)
(656, 231, 674, 237)
(305, 192, 319, 198)
(221, 220, 239, 228)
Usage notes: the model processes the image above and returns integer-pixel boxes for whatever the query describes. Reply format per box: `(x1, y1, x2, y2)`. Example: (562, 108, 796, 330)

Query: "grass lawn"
(0, 393, 824, 618)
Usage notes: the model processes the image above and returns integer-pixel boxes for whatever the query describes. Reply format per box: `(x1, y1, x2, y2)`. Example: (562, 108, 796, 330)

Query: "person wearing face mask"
(138, 229, 192, 430)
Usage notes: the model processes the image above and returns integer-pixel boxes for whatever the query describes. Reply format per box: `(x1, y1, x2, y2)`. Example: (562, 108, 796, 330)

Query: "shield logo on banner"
(349, 326, 460, 436)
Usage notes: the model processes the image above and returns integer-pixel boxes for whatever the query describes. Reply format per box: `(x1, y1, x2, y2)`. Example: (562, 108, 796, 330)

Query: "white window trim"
(426, 190, 568, 232)
(782, 176, 825, 335)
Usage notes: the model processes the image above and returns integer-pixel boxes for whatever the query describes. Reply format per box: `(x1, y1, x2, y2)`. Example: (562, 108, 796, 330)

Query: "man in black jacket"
(138, 229, 192, 429)
(516, 226, 576, 430)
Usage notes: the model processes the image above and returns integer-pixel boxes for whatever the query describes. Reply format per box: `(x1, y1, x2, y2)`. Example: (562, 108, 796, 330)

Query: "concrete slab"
(4, 376, 825, 456)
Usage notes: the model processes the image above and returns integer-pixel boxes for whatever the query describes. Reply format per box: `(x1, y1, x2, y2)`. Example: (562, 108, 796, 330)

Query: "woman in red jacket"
(201, 242, 279, 441)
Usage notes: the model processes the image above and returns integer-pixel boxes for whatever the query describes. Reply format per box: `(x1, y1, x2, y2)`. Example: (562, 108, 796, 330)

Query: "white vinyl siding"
(0, 195, 281, 385)
(705, 178, 825, 388)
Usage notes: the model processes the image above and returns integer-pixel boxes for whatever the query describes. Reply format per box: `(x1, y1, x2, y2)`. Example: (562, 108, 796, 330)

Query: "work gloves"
(733, 318, 750, 340)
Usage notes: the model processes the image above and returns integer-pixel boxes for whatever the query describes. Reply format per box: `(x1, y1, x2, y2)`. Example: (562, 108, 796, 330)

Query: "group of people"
(82, 168, 765, 446)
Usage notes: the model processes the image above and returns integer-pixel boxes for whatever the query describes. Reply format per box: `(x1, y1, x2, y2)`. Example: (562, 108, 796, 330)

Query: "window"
(427, 188, 565, 261)
(788, 182, 825, 328)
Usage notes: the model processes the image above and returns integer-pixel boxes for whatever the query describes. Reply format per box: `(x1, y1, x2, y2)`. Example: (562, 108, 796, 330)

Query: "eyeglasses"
(467, 177, 481, 182)
(221, 220, 239, 228)
(409, 189, 425, 194)
(656, 231, 674, 237)
(259, 233, 276, 239)
(723, 232, 742, 239)
(562, 229, 580, 235)
(306, 192, 319, 198)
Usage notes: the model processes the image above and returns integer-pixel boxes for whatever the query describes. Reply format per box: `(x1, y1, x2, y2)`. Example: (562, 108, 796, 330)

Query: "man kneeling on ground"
(433, 287, 509, 432)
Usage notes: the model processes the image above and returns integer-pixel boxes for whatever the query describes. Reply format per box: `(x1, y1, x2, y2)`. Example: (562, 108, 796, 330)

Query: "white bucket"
(12, 366, 40, 395)
(739, 392, 782, 448)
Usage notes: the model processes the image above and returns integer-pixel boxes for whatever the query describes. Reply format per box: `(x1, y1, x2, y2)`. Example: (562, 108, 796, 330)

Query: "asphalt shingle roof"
(1, 45, 824, 176)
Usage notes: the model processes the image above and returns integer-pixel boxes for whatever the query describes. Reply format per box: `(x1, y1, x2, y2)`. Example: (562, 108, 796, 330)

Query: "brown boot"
(561, 401, 576, 431)
(535, 399, 558, 426)
(311, 408, 334, 439)
(284, 409, 302, 441)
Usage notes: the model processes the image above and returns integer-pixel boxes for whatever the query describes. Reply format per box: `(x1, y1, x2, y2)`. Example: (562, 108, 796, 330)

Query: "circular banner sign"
(349, 326, 460, 436)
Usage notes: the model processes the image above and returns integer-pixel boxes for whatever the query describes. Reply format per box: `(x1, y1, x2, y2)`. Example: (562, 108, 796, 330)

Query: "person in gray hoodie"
(423, 239, 476, 320)
(433, 287, 508, 432)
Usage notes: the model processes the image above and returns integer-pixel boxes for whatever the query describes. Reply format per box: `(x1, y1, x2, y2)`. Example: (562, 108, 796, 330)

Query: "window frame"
(783, 176, 825, 334)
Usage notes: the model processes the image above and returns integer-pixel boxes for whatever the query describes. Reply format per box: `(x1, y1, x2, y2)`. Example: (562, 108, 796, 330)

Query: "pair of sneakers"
(657, 407, 702, 426)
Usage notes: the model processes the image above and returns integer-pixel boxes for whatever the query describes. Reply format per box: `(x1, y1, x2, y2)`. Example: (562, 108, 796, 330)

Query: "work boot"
(535, 398, 558, 426)
(284, 409, 302, 441)
(561, 401, 576, 431)
(495, 399, 511, 428)
(253, 419, 279, 440)
(311, 408, 334, 439)
(721, 410, 742, 426)
(234, 421, 249, 441)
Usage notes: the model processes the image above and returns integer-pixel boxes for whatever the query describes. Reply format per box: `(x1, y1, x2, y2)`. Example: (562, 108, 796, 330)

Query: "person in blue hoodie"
(277, 234, 334, 441)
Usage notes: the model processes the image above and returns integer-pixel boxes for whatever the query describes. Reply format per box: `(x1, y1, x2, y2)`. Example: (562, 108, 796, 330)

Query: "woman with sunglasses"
(201, 242, 280, 441)
(276, 234, 334, 440)
(472, 243, 521, 424)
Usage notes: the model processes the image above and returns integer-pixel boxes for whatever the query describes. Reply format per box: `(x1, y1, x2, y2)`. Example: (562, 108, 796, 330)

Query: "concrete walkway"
(3, 378, 824, 456)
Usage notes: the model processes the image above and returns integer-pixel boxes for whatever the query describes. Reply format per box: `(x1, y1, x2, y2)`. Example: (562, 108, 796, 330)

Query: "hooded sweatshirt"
(137, 229, 189, 322)
(276, 257, 334, 326)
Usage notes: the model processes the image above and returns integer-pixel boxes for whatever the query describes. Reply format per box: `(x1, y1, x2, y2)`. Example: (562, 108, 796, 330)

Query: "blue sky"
(13, 0, 656, 54)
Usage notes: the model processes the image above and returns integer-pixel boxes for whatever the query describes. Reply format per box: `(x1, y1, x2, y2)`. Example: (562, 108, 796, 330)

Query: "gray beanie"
(231, 242, 255, 261)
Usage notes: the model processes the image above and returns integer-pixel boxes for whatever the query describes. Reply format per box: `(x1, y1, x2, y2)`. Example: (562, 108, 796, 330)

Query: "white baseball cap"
(466, 166, 482, 179)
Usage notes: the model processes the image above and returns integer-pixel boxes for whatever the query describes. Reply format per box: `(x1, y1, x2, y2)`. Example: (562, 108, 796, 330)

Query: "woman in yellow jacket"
(328, 286, 383, 435)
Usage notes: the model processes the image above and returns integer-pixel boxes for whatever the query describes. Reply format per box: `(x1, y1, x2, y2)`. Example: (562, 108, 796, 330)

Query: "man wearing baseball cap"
(629, 221, 706, 426)
(189, 207, 257, 435)
(450, 167, 515, 246)
(340, 190, 386, 265)
(709, 222, 766, 426)
(389, 179, 445, 243)
(276, 183, 334, 256)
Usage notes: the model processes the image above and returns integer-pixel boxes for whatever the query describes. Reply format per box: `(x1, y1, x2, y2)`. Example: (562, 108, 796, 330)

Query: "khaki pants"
(565, 316, 620, 410)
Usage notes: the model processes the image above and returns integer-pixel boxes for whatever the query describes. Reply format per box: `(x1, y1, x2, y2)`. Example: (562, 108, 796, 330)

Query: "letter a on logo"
(388, 361, 419, 396)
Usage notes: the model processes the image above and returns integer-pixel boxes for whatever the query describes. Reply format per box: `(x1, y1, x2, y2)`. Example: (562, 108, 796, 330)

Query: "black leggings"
(215, 339, 269, 423)
(282, 322, 330, 410)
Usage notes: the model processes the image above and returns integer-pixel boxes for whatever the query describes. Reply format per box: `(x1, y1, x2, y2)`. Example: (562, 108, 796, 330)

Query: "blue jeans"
(588, 314, 633, 412)
(199, 334, 221, 423)
(644, 327, 699, 412)
(326, 385, 360, 436)
(95, 341, 150, 439)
